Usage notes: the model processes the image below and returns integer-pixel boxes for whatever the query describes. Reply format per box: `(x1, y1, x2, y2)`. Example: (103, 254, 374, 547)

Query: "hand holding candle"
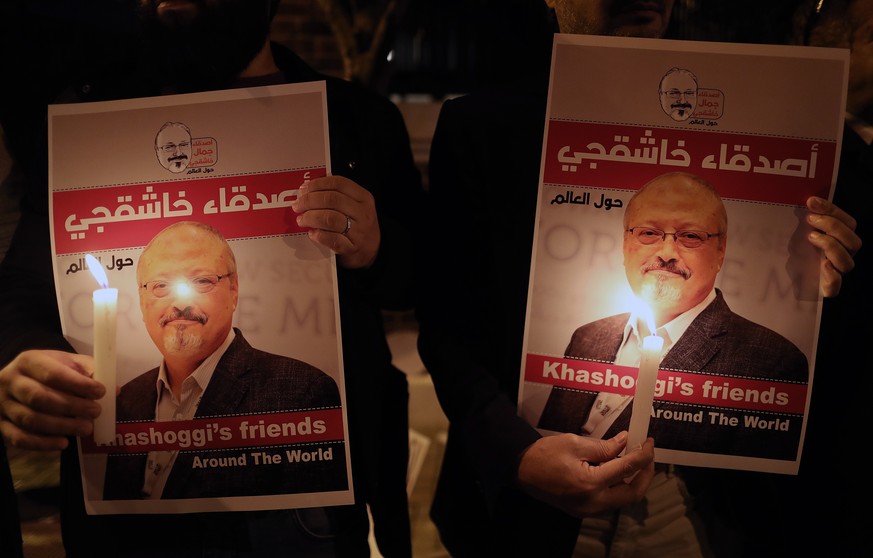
(626, 304, 665, 454)
(86, 254, 117, 445)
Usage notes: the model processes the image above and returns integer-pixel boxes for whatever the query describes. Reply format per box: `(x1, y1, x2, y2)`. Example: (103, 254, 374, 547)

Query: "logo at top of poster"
(657, 67, 723, 125)
(154, 121, 219, 175)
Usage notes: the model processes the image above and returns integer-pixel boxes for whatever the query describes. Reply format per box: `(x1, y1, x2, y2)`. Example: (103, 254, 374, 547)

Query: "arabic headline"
(544, 121, 836, 204)
(79, 408, 344, 454)
(524, 353, 807, 415)
(53, 169, 323, 255)
(548, 189, 624, 210)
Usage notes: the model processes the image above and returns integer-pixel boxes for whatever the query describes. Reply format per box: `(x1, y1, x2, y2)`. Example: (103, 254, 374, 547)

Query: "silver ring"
(342, 215, 352, 235)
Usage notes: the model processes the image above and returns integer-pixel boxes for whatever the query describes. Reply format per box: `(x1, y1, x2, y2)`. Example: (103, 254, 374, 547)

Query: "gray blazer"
(538, 290, 808, 460)
(103, 328, 346, 499)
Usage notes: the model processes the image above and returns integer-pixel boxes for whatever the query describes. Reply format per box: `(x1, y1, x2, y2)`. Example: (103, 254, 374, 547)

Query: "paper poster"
(519, 35, 849, 474)
(48, 82, 354, 513)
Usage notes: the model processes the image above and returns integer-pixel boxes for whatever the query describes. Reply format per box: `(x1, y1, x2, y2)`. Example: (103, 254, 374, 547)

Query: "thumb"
(597, 430, 629, 461)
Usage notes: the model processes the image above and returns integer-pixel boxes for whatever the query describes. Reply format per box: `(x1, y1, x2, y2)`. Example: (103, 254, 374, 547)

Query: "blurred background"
(0, 1, 823, 556)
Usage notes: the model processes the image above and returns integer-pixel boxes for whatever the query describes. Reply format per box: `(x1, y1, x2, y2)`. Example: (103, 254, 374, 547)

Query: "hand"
(290, 176, 380, 269)
(0, 350, 104, 451)
(515, 431, 655, 518)
(805, 196, 862, 297)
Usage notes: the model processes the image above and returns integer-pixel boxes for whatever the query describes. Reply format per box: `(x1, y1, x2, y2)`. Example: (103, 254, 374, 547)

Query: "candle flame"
(85, 254, 109, 288)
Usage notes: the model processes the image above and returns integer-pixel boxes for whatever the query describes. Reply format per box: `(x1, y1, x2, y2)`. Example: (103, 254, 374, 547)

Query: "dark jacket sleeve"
(0, 127, 74, 366)
(416, 94, 583, 556)
(416, 97, 542, 507)
(325, 79, 422, 313)
(314, 72, 422, 558)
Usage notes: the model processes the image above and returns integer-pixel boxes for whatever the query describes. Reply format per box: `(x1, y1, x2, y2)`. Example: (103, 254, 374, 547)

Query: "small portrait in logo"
(155, 122, 193, 173)
(658, 68, 698, 122)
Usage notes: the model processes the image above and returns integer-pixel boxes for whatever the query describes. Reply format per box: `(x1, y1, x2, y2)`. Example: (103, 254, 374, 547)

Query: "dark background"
(0, 0, 811, 100)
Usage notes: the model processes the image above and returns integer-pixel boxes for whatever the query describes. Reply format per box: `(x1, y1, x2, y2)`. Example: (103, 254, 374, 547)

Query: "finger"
(0, 418, 71, 451)
(572, 461, 651, 513)
(819, 259, 842, 298)
(21, 351, 104, 401)
(291, 176, 371, 216)
(8, 373, 103, 420)
(595, 437, 655, 488)
(306, 226, 354, 255)
(292, 187, 356, 216)
(808, 229, 856, 274)
(808, 213, 862, 258)
(305, 175, 373, 203)
(621, 449, 655, 497)
(296, 208, 351, 236)
(584, 474, 649, 511)
(807, 196, 857, 231)
(575, 430, 629, 463)
(1, 397, 95, 439)
(5, 352, 103, 420)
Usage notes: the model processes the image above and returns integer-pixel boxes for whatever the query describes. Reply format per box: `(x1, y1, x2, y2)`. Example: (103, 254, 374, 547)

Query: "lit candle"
(86, 254, 117, 445)
(626, 306, 664, 453)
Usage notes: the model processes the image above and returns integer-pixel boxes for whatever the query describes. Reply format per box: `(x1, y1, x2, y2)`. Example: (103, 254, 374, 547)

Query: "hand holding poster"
(519, 35, 849, 474)
(49, 82, 354, 513)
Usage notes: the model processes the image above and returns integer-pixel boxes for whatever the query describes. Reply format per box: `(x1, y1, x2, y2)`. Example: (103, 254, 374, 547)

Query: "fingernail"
(614, 431, 628, 444)
(296, 215, 302, 226)
(809, 231, 821, 241)
(808, 196, 826, 211)
(807, 214, 822, 225)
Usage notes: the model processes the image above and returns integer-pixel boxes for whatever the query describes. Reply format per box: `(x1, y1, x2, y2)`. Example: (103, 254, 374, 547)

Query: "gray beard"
(640, 276, 682, 305)
(163, 325, 203, 355)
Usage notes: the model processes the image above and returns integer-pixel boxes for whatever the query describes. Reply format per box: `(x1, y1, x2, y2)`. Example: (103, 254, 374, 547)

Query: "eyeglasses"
(140, 273, 234, 298)
(157, 141, 190, 153)
(661, 89, 696, 100)
(627, 227, 719, 249)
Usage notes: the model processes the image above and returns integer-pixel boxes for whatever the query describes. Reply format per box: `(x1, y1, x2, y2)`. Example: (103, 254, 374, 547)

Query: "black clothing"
(0, 42, 421, 557)
(418, 79, 582, 557)
(683, 125, 872, 558)
(418, 73, 870, 557)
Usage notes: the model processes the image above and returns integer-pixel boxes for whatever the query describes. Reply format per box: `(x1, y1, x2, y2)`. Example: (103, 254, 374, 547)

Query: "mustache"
(671, 103, 693, 110)
(643, 259, 691, 279)
(160, 307, 208, 327)
(168, 154, 189, 162)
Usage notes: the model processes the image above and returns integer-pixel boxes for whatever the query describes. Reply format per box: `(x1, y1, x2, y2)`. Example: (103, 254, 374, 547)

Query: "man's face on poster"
(137, 224, 238, 362)
(623, 174, 726, 322)
(155, 124, 192, 173)
(659, 70, 698, 121)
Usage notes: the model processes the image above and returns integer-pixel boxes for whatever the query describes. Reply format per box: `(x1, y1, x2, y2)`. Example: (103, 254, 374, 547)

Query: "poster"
(48, 82, 354, 513)
(519, 35, 849, 474)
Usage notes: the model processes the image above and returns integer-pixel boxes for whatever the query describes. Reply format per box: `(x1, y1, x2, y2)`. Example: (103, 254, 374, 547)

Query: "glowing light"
(173, 280, 194, 299)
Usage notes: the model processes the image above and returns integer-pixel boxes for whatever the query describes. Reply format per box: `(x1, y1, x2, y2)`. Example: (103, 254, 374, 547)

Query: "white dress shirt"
(580, 290, 717, 438)
(142, 329, 236, 498)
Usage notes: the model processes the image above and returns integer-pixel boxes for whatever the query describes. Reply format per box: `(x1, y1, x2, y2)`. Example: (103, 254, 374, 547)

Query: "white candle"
(86, 254, 117, 445)
(626, 333, 664, 453)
